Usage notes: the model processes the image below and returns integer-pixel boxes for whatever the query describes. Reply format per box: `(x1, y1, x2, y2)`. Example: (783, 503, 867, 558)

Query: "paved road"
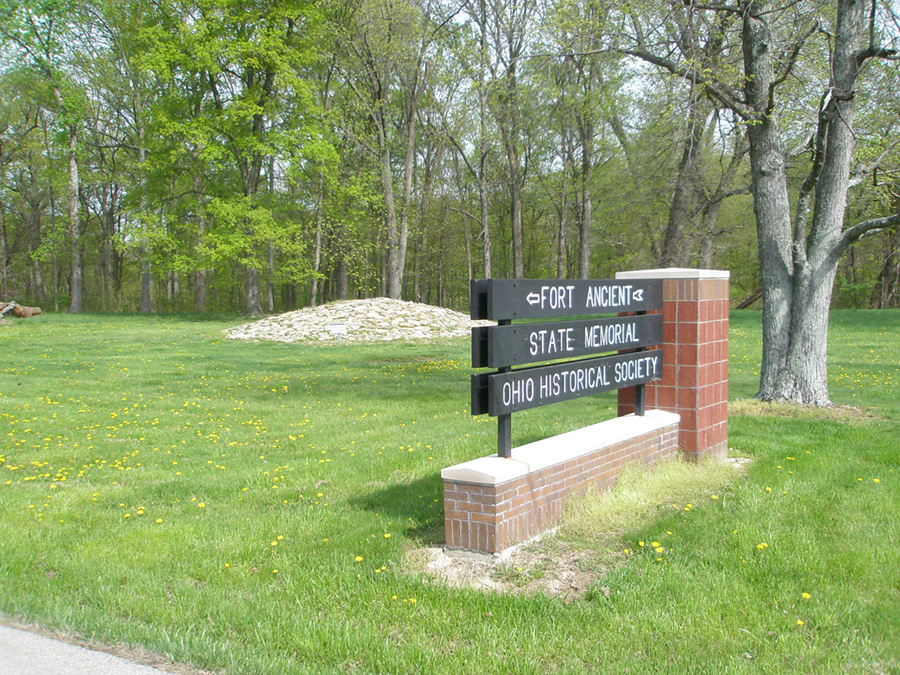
(0, 625, 176, 675)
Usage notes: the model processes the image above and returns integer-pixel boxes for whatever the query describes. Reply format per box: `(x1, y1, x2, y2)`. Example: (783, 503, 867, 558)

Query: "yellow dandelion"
(355, 556, 363, 562)
(383, 533, 391, 539)
(802, 592, 811, 599)
(796, 619, 804, 626)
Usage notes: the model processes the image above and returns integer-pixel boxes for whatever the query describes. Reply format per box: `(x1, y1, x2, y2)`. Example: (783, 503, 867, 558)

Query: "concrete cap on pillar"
(616, 268, 730, 280)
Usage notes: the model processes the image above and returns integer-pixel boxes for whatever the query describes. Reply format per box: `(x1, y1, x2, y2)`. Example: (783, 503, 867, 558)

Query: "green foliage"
(0, 0, 897, 315)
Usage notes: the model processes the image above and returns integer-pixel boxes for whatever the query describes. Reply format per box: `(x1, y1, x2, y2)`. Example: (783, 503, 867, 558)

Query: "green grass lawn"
(1, 310, 898, 674)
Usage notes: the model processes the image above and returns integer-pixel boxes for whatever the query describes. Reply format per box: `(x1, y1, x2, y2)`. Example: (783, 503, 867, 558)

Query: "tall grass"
(1, 310, 898, 674)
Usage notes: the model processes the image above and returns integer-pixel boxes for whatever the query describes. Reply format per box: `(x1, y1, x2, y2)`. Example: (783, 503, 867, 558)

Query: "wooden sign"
(469, 277, 664, 457)
(471, 349, 663, 416)
(470, 278, 662, 321)
(472, 314, 662, 368)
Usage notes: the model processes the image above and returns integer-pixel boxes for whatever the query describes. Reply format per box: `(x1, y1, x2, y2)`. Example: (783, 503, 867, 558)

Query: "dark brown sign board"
(470, 278, 664, 457)
(472, 314, 663, 369)
(471, 349, 663, 416)
(470, 278, 663, 321)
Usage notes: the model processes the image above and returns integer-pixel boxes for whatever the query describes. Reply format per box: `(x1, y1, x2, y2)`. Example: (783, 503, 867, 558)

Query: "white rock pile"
(225, 297, 494, 344)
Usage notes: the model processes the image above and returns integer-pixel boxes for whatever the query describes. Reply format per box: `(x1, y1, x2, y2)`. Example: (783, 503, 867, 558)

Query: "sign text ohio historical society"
(476, 349, 663, 416)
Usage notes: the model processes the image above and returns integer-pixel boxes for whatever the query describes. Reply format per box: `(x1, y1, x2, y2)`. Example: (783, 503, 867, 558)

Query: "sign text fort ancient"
(470, 278, 664, 457)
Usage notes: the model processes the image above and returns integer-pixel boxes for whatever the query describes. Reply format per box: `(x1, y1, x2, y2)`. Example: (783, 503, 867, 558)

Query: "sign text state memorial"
(472, 314, 663, 368)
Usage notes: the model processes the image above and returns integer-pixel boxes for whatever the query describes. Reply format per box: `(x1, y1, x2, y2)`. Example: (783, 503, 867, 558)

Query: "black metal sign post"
(470, 279, 663, 457)
(634, 311, 648, 416)
(497, 318, 512, 458)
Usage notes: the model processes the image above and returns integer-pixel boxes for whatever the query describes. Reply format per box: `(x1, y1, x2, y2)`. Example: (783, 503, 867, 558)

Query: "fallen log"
(0, 302, 42, 318)
(735, 290, 763, 310)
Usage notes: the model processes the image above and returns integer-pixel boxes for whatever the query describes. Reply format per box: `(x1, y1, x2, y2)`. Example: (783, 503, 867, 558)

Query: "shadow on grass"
(350, 473, 447, 546)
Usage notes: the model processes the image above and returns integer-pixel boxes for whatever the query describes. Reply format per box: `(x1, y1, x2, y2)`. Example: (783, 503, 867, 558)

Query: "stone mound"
(225, 297, 493, 344)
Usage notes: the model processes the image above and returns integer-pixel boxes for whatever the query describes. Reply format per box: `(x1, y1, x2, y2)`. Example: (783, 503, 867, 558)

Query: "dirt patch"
(409, 541, 606, 602)
(729, 398, 877, 422)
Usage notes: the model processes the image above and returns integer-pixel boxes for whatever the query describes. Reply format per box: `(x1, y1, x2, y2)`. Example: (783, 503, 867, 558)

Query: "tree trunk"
(506, 143, 524, 279)
(478, 0, 492, 280)
(193, 172, 208, 312)
(310, 173, 324, 307)
(245, 265, 263, 315)
(140, 257, 152, 313)
(100, 208, 113, 311)
(0, 162, 8, 299)
(660, 94, 704, 268)
(557, 185, 568, 280)
(742, 3, 795, 400)
(871, 228, 900, 308)
(396, 107, 416, 299)
(267, 240, 275, 313)
(138, 123, 151, 314)
(380, 124, 402, 299)
(195, 269, 208, 312)
(66, 124, 83, 313)
(698, 205, 722, 269)
(336, 256, 348, 300)
(578, 121, 593, 279)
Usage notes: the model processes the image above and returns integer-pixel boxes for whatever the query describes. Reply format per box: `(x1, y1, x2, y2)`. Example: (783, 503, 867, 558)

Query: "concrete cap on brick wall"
(442, 410, 681, 487)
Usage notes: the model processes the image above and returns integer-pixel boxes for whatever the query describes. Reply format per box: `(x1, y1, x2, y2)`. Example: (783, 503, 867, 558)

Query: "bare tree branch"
(841, 211, 900, 248)
(849, 138, 900, 188)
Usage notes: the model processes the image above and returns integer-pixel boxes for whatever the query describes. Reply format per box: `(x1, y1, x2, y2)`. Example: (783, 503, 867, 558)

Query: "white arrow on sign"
(526, 292, 541, 305)
(633, 289, 644, 302)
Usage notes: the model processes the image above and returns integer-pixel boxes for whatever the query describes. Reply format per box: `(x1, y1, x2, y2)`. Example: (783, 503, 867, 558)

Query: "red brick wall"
(443, 415, 680, 554)
(617, 271, 729, 459)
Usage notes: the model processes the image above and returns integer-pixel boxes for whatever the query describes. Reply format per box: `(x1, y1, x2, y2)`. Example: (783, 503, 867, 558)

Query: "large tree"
(622, 0, 900, 405)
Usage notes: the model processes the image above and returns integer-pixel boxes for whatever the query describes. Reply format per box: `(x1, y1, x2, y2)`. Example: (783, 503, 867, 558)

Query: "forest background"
(0, 0, 898, 317)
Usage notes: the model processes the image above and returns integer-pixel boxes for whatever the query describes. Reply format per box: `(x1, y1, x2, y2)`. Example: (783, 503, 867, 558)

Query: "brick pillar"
(616, 269, 729, 459)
